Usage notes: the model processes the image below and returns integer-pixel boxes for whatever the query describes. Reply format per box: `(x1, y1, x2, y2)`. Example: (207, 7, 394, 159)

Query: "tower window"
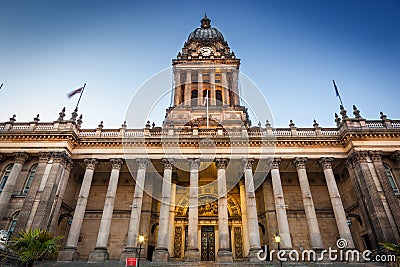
(191, 90, 198, 106)
(0, 165, 13, 193)
(216, 90, 223, 106)
(22, 164, 37, 194)
(7, 211, 19, 239)
(383, 163, 400, 196)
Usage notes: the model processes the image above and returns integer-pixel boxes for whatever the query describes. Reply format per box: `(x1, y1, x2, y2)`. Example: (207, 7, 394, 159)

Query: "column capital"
(38, 152, 51, 163)
(110, 158, 124, 170)
(215, 158, 229, 170)
(241, 158, 254, 170)
(162, 158, 174, 170)
(392, 150, 400, 162)
(368, 150, 382, 162)
(271, 158, 281, 169)
(188, 158, 200, 170)
(136, 158, 149, 170)
(293, 157, 307, 169)
(13, 152, 29, 164)
(351, 151, 369, 163)
(319, 157, 334, 170)
(84, 158, 98, 170)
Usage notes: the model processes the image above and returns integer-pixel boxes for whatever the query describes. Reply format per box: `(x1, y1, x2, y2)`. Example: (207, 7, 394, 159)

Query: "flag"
(333, 80, 339, 97)
(67, 87, 83, 98)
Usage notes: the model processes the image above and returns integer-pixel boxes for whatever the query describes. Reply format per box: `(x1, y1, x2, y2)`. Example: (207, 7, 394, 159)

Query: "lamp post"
(274, 232, 282, 267)
(137, 234, 145, 267)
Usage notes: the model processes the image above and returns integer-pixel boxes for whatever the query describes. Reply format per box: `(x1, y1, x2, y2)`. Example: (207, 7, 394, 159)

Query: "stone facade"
(0, 15, 400, 264)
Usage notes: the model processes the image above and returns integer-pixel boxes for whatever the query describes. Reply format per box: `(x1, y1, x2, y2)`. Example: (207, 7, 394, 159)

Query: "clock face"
(199, 47, 213, 56)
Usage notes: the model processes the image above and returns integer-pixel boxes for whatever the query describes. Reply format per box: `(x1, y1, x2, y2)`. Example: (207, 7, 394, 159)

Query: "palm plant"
(379, 242, 400, 266)
(6, 228, 62, 267)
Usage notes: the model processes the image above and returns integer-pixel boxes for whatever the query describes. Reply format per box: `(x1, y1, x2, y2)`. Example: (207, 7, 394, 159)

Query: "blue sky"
(0, 0, 399, 128)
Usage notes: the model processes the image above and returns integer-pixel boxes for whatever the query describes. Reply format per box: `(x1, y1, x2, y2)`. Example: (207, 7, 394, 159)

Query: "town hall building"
(0, 15, 399, 264)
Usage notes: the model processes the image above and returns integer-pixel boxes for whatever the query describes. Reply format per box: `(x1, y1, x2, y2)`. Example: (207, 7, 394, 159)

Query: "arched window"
(0, 165, 13, 193)
(22, 164, 37, 194)
(216, 90, 222, 106)
(191, 89, 198, 106)
(383, 163, 400, 196)
(7, 211, 19, 239)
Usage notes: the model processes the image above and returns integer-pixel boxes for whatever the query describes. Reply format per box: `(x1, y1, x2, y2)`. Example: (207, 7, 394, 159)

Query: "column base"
(248, 247, 263, 263)
(217, 249, 233, 262)
(152, 248, 169, 262)
(184, 249, 200, 262)
(57, 247, 79, 261)
(88, 247, 109, 262)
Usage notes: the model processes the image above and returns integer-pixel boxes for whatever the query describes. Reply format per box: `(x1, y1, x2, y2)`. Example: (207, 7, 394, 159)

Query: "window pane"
(384, 164, 400, 195)
(23, 164, 37, 194)
(0, 165, 13, 193)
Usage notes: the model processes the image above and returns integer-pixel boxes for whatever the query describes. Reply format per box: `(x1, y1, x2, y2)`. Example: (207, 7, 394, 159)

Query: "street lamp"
(137, 234, 145, 267)
(274, 232, 282, 267)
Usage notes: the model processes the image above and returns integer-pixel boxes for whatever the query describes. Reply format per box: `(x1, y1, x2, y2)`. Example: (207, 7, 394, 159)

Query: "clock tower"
(165, 15, 250, 129)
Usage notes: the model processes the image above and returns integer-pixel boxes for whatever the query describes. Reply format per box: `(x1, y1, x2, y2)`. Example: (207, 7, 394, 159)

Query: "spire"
(201, 13, 211, 28)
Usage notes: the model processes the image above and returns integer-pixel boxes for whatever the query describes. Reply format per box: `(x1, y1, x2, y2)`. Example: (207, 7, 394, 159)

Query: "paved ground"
(27, 260, 390, 267)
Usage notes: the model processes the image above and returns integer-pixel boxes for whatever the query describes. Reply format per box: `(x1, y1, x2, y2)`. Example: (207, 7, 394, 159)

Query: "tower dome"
(187, 14, 225, 43)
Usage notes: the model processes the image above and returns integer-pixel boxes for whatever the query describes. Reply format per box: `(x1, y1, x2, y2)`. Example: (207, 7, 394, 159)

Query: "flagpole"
(0, 83, 3, 90)
(206, 90, 209, 128)
(333, 80, 344, 107)
(75, 83, 86, 110)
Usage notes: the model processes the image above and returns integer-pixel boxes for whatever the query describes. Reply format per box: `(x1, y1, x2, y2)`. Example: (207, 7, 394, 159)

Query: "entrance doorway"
(201, 226, 215, 261)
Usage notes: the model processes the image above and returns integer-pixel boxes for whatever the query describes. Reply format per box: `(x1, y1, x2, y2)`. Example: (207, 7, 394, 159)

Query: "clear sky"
(0, 0, 399, 128)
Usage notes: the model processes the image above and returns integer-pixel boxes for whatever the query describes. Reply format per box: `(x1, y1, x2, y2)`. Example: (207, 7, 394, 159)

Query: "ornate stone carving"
(13, 152, 28, 164)
(294, 157, 307, 169)
(241, 158, 254, 170)
(353, 105, 362, 120)
(198, 202, 218, 216)
(368, 150, 382, 162)
(345, 157, 355, 169)
(319, 157, 334, 170)
(352, 151, 369, 163)
(334, 113, 341, 126)
(392, 151, 400, 162)
(173, 226, 183, 258)
(271, 158, 281, 170)
(110, 158, 124, 170)
(188, 158, 200, 170)
(84, 158, 98, 170)
(136, 158, 149, 170)
(340, 105, 348, 120)
(57, 107, 66, 121)
(52, 151, 68, 163)
(38, 152, 51, 163)
(215, 158, 228, 170)
(70, 108, 78, 122)
(162, 158, 174, 170)
(233, 226, 243, 259)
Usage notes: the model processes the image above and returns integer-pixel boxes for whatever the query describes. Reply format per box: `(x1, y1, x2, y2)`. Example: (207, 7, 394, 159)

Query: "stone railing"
(1, 119, 399, 139)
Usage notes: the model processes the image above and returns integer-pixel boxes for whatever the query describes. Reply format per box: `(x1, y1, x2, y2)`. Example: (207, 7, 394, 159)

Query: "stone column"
(153, 159, 174, 262)
(368, 151, 400, 241)
(89, 159, 123, 262)
(49, 157, 74, 232)
(58, 158, 98, 261)
(168, 177, 177, 256)
(210, 70, 216, 106)
(270, 158, 292, 249)
(239, 179, 250, 257)
(215, 158, 233, 262)
(0, 152, 28, 219)
(320, 157, 355, 248)
(185, 158, 200, 261)
(13, 152, 51, 234)
(197, 71, 203, 106)
(222, 71, 229, 105)
(293, 157, 323, 250)
(121, 158, 149, 261)
(242, 158, 262, 262)
(185, 70, 192, 106)
(232, 69, 239, 106)
(32, 152, 70, 230)
(174, 70, 181, 106)
(347, 152, 395, 244)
